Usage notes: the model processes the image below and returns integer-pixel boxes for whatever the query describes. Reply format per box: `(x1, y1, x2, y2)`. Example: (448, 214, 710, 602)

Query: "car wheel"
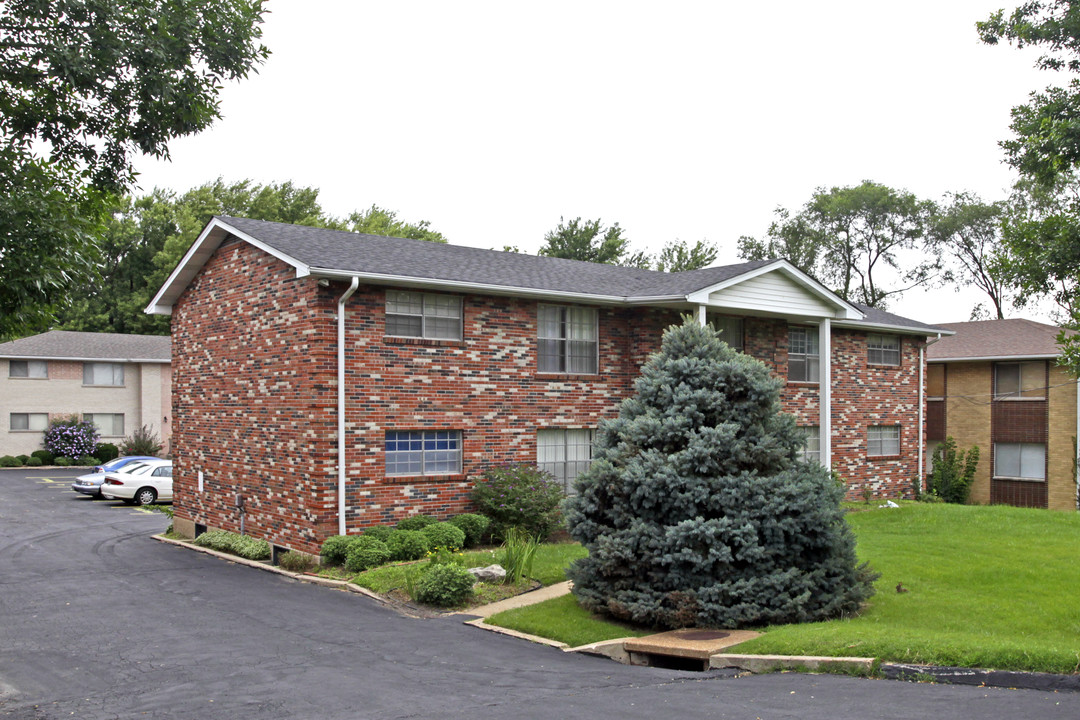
(134, 487, 157, 506)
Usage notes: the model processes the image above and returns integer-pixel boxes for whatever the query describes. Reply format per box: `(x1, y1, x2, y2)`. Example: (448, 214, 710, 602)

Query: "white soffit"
(692, 264, 861, 320)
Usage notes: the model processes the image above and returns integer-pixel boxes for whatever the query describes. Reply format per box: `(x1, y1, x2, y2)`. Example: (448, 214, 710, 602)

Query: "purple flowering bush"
(42, 415, 99, 460)
(470, 465, 565, 541)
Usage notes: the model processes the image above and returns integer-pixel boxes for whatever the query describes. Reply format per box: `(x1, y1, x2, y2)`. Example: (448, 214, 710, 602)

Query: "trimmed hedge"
(361, 525, 396, 543)
(320, 535, 354, 565)
(0, 455, 21, 467)
(345, 536, 391, 572)
(385, 530, 430, 561)
(31, 449, 54, 464)
(421, 522, 466, 551)
(415, 563, 475, 607)
(448, 513, 491, 547)
(193, 530, 271, 560)
(396, 515, 438, 532)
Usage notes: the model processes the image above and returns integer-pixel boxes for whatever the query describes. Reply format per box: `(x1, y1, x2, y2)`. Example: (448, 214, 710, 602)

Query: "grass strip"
(486, 593, 652, 647)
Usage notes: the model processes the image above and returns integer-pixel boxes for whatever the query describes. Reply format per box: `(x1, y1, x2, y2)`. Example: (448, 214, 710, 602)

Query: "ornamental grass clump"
(42, 415, 99, 460)
(565, 318, 877, 630)
(471, 465, 565, 540)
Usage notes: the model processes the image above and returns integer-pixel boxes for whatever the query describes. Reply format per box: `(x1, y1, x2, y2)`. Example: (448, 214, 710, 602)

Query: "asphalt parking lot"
(2, 467, 1079, 720)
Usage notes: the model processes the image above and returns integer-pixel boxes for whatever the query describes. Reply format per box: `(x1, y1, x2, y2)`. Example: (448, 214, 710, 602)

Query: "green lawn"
(488, 504, 1080, 673)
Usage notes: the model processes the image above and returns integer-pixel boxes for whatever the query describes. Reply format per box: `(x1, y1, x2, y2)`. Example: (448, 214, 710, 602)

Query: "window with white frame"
(83, 362, 124, 386)
(788, 327, 819, 382)
(994, 361, 1045, 399)
(538, 429, 594, 492)
(867, 334, 901, 366)
(868, 425, 901, 457)
(384, 430, 461, 476)
(538, 305, 598, 374)
(84, 413, 124, 437)
(994, 443, 1045, 480)
(8, 360, 47, 378)
(10, 413, 48, 431)
(798, 426, 821, 463)
(385, 291, 462, 340)
(710, 315, 744, 352)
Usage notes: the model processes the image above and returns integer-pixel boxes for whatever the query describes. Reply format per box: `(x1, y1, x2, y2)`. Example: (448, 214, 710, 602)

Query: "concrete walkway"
(463, 580, 573, 618)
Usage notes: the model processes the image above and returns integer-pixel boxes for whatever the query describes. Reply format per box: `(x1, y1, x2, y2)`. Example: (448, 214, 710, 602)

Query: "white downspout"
(819, 318, 831, 469)
(919, 334, 943, 496)
(337, 277, 359, 536)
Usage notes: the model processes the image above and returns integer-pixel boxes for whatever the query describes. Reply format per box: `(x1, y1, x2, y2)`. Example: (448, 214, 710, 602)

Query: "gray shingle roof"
(850, 303, 946, 333)
(0, 331, 171, 362)
(927, 319, 1075, 360)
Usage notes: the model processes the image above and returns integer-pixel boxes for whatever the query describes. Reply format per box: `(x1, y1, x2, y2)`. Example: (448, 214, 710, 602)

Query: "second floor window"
(788, 327, 819, 383)
(994, 361, 1045, 399)
(538, 305, 598, 374)
(385, 291, 462, 340)
(83, 363, 124, 386)
(867, 334, 901, 366)
(9, 360, 47, 378)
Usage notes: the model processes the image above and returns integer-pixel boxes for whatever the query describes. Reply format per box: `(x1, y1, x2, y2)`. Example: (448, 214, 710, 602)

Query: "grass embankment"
(488, 504, 1080, 673)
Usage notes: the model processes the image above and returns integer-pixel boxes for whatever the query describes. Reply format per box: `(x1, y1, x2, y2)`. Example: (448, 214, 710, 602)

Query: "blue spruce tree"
(565, 318, 876, 628)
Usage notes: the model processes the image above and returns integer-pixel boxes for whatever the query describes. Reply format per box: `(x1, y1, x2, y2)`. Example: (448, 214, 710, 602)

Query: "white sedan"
(101, 460, 173, 505)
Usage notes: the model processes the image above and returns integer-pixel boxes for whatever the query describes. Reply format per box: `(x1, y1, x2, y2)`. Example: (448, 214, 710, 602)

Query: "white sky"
(132, 0, 1060, 326)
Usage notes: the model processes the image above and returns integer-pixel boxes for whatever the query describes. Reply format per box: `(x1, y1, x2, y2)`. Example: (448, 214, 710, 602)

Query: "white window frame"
(537, 305, 599, 374)
(867, 334, 901, 366)
(868, 425, 901, 457)
(994, 442, 1046, 481)
(8, 360, 47, 378)
(384, 430, 462, 476)
(83, 362, 124, 387)
(994, 361, 1045, 400)
(385, 291, 463, 340)
(798, 426, 821, 463)
(84, 413, 124, 437)
(538, 429, 595, 492)
(10, 413, 48, 432)
(788, 327, 819, 383)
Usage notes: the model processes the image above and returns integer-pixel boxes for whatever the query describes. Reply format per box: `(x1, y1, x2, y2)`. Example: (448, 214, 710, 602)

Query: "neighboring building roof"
(927, 319, 1075, 361)
(0, 331, 171, 363)
(147, 216, 949, 336)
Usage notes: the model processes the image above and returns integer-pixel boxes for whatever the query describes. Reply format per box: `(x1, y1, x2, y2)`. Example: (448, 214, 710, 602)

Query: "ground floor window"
(868, 425, 901, 457)
(84, 413, 124, 437)
(538, 429, 594, 492)
(994, 442, 1045, 481)
(798, 426, 820, 463)
(10, 413, 48, 431)
(385, 430, 461, 476)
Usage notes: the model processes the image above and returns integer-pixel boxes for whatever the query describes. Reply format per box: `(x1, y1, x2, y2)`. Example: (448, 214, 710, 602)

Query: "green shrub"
(193, 529, 271, 560)
(421, 522, 466, 551)
(471, 464, 566, 540)
(566, 318, 877, 629)
(345, 536, 391, 572)
(319, 535, 355, 566)
(499, 527, 539, 583)
(448, 513, 491, 547)
(15, 454, 30, 464)
(278, 551, 316, 573)
(396, 514, 438, 532)
(76, 455, 98, 466)
(31, 449, 54, 464)
(43, 415, 99, 459)
(96, 443, 120, 463)
(54, 456, 72, 467)
(385, 529, 430, 561)
(361, 525, 395, 543)
(25, 456, 42, 467)
(0, 455, 20, 467)
(145, 504, 174, 519)
(121, 425, 163, 457)
(927, 437, 980, 504)
(414, 563, 475, 607)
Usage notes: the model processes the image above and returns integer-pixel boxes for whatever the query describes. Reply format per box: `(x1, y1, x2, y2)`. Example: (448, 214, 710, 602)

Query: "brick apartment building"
(927, 319, 1079, 510)
(149, 216, 947, 555)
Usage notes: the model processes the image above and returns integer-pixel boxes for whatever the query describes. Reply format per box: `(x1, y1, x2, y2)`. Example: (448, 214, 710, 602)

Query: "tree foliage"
(926, 437, 980, 504)
(539, 216, 643, 266)
(737, 181, 940, 308)
(565, 319, 877, 629)
(0, 0, 269, 340)
(652, 238, 719, 273)
(929, 192, 1012, 320)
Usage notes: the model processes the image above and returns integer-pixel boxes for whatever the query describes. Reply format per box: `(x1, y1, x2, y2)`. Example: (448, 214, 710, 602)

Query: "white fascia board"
(929, 354, 1060, 363)
(144, 218, 311, 315)
(831, 320, 957, 336)
(308, 267, 685, 306)
(0, 355, 170, 363)
(683, 260, 864, 320)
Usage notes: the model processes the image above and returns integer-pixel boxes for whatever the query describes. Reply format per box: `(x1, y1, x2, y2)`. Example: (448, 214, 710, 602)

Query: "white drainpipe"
(919, 334, 943, 495)
(337, 277, 359, 536)
(819, 318, 831, 469)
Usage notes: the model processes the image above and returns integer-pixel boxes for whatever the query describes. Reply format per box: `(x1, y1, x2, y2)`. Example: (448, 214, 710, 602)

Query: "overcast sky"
(133, 1, 1059, 326)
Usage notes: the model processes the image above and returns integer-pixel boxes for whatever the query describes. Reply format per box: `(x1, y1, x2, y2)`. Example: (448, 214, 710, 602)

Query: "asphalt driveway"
(1, 468, 1078, 720)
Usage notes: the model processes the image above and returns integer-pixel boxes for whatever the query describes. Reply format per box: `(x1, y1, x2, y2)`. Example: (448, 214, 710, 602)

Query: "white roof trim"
(683, 260, 864, 320)
(146, 218, 310, 315)
(0, 355, 169, 363)
(929, 354, 1060, 363)
(831, 320, 956, 337)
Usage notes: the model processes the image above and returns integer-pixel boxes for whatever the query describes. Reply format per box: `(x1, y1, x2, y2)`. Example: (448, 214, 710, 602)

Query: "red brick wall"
(170, 240, 924, 553)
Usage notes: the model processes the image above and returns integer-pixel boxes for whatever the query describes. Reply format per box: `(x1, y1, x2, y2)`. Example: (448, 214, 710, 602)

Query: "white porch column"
(819, 318, 832, 469)
(697, 304, 707, 326)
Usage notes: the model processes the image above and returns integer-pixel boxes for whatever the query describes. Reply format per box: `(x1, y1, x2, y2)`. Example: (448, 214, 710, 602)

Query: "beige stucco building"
(927, 319, 1078, 510)
(0, 331, 171, 457)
